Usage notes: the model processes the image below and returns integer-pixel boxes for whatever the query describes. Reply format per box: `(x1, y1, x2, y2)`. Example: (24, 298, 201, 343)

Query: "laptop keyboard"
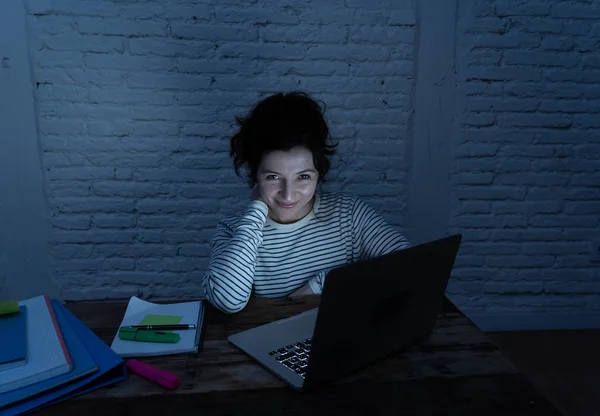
(268, 338, 312, 378)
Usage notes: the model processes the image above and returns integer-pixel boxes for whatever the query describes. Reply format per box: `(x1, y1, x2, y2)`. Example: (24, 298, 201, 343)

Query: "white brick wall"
(448, 0, 600, 313)
(25, 0, 416, 299)
(20, 0, 600, 312)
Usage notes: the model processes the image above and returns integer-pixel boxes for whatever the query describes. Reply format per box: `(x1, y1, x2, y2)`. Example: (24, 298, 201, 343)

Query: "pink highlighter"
(126, 359, 181, 390)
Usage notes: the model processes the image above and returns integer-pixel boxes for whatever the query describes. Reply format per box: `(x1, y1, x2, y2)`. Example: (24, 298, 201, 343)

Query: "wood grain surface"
(32, 296, 563, 416)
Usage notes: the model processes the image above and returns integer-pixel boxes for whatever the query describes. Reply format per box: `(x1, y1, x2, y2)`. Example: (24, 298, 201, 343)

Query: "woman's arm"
(351, 197, 411, 260)
(202, 201, 268, 314)
(304, 197, 411, 294)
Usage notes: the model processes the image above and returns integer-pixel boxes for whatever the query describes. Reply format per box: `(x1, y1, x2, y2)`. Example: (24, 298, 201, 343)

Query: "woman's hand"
(289, 282, 315, 299)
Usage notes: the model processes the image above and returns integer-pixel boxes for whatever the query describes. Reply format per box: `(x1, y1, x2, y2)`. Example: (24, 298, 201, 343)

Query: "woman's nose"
(280, 182, 294, 202)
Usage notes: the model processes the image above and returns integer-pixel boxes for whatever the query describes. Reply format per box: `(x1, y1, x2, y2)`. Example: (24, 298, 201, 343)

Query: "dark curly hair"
(230, 91, 338, 188)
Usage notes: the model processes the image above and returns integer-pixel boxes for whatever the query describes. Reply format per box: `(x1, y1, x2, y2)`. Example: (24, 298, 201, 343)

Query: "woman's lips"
(278, 202, 297, 209)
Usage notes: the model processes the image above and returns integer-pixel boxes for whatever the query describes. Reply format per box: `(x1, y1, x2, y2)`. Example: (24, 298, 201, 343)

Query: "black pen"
(125, 324, 196, 331)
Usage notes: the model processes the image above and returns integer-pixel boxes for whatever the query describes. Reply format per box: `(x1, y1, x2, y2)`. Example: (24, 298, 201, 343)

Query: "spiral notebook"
(110, 296, 206, 357)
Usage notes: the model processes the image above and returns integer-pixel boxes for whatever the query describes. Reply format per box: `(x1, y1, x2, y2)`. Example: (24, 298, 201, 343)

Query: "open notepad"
(110, 297, 205, 358)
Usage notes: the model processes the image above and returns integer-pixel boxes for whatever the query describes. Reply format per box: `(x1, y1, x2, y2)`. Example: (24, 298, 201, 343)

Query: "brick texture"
(449, 0, 600, 313)
(25, 0, 416, 300)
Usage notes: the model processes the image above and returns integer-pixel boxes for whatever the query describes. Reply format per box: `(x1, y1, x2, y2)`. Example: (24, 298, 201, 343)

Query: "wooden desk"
(35, 297, 561, 416)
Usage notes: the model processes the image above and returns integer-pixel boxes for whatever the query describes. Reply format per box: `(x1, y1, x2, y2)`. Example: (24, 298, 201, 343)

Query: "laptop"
(227, 233, 462, 392)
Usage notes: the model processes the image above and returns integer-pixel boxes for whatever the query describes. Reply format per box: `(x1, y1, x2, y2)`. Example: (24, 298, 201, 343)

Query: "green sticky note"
(139, 314, 182, 332)
(0, 301, 19, 316)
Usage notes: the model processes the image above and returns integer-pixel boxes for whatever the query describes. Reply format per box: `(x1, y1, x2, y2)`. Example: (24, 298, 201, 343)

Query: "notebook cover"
(0, 305, 27, 371)
(1, 300, 127, 416)
(0, 301, 97, 408)
(0, 295, 72, 394)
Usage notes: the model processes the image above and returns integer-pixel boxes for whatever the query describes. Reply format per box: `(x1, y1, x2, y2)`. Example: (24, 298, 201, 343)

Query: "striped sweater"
(202, 192, 411, 314)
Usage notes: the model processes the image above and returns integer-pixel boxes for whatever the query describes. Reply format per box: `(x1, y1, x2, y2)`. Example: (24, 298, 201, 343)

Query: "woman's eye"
(299, 174, 311, 180)
(266, 175, 278, 180)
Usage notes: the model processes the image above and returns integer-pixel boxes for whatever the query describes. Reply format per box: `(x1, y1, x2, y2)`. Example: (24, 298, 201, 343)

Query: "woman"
(202, 91, 411, 314)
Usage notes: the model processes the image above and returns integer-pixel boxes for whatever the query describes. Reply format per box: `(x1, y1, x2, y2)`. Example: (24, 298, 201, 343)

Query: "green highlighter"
(118, 327, 180, 343)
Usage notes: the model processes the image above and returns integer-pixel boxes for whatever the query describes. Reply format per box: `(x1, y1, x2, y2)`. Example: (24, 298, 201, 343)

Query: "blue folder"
(1, 299, 127, 415)
(0, 305, 27, 371)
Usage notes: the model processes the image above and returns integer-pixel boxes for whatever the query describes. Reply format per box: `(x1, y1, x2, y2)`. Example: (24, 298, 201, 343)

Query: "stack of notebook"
(0, 295, 127, 415)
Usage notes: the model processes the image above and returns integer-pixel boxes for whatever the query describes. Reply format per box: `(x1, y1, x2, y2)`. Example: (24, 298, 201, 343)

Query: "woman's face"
(256, 146, 319, 224)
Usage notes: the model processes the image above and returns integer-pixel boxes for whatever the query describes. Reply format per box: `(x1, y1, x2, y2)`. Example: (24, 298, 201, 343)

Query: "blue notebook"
(0, 305, 27, 372)
(1, 300, 127, 415)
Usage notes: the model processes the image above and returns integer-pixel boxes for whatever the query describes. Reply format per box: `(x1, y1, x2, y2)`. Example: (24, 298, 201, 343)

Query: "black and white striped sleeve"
(351, 197, 411, 261)
(202, 201, 268, 314)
